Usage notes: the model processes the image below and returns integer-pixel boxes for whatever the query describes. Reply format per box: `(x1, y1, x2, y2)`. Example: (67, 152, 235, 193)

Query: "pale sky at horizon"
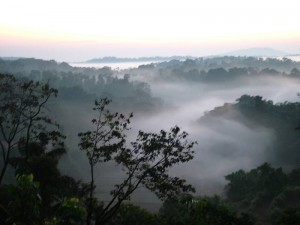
(0, 0, 299, 62)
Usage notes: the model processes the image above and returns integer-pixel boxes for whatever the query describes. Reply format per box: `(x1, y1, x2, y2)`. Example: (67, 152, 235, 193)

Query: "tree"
(224, 163, 300, 224)
(78, 98, 196, 225)
(78, 98, 132, 225)
(9, 141, 71, 220)
(225, 163, 288, 204)
(46, 197, 87, 225)
(0, 174, 41, 225)
(159, 195, 254, 225)
(273, 208, 300, 225)
(270, 186, 300, 224)
(0, 174, 87, 225)
(105, 203, 162, 225)
(0, 73, 59, 184)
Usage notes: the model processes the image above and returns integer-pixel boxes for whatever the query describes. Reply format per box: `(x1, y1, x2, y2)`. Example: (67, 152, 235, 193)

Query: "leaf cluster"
(78, 98, 132, 165)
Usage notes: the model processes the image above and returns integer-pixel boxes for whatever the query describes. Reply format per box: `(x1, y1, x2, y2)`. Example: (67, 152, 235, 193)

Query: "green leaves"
(3, 174, 42, 225)
(56, 197, 87, 224)
(1, 174, 87, 225)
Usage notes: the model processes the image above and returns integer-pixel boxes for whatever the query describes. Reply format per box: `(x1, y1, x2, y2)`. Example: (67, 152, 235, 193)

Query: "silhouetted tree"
(78, 98, 132, 225)
(79, 98, 196, 225)
(0, 73, 58, 184)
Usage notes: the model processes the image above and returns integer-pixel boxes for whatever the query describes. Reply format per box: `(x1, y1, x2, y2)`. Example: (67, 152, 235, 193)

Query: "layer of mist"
(1, 56, 300, 209)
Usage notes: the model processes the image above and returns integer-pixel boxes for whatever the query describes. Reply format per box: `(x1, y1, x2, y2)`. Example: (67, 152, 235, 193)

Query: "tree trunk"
(0, 160, 8, 185)
(86, 162, 94, 225)
(0, 144, 11, 185)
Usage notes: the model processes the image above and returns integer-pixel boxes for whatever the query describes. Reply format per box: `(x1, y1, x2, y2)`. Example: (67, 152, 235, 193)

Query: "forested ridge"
(201, 95, 300, 168)
(0, 57, 299, 224)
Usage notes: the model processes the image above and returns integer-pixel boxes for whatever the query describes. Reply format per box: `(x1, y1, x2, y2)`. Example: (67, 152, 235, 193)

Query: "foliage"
(225, 163, 288, 203)
(49, 197, 87, 225)
(0, 73, 60, 184)
(270, 186, 300, 224)
(0, 173, 88, 225)
(201, 95, 300, 167)
(159, 195, 254, 225)
(159, 194, 194, 224)
(273, 208, 300, 225)
(78, 98, 133, 225)
(79, 98, 196, 224)
(78, 98, 132, 164)
(1, 69, 300, 224)
(105, 204, 163, 225)
(0, 174, 41, 225)
(225, 163, 300, 224)
(0, 74, 91, 224)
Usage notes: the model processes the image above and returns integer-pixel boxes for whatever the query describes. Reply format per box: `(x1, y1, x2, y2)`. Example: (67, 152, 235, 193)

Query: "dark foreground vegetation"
(0, 73, 196, 224)
(0, 56, 300, 224)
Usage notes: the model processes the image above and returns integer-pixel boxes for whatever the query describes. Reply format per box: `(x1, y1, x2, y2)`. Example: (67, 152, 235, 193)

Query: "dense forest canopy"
(0, 56, 300, 224)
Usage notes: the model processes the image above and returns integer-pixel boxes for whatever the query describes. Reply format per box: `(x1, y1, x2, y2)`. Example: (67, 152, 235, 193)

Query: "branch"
(0, 140, 6, 161)
(101, 150, 166, 221)
(31, 93, 52, 119)
(0, 124, 8, 143)
(8, 99, 30, 142)
(102, 161, 141, 214)
(101, 173, 144, 224)
(102, 140, 172, 218)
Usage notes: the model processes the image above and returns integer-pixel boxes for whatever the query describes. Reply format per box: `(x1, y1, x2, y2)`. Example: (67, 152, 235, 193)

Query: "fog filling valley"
(1, 57, 300, 210)
(128, 75, 299, 196)
(59, 71, 300, 208)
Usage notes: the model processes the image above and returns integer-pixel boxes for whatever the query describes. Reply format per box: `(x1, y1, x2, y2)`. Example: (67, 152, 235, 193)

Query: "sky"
(0, 0, 300, 62)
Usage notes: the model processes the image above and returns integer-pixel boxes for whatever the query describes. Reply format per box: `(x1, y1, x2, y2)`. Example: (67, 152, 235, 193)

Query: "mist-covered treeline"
(2, 56, 300, 88)
(1, 56, 300, 173)
(0, 57, 162, 113)
(128, 56, 300, 83)
(200, 95, 300, 168)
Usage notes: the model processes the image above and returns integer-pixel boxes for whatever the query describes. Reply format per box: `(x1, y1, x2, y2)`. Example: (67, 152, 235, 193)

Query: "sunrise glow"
(1, 0, 300, 61)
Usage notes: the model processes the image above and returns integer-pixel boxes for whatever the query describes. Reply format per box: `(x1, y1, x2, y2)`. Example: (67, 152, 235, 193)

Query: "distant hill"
(0, 58, 72, 72)
(84, 56, 195, 63)
(0, 57, 24, 61)
(223, 48, 288, 57)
